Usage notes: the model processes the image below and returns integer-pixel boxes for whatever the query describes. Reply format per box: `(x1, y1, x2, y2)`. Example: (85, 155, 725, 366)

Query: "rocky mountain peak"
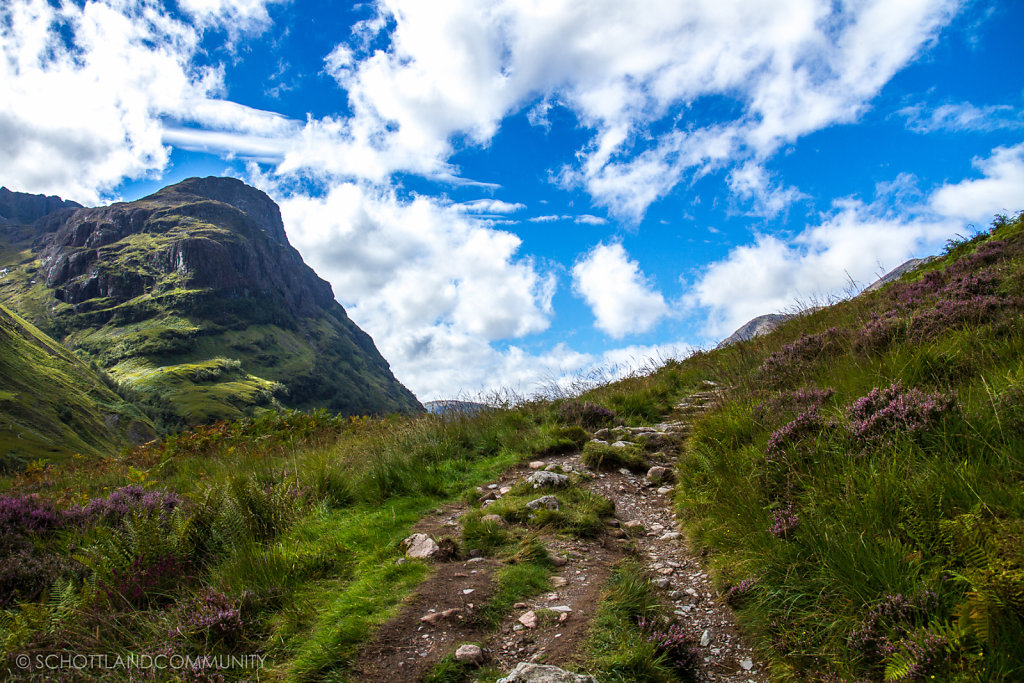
(149, 176, 289, 245)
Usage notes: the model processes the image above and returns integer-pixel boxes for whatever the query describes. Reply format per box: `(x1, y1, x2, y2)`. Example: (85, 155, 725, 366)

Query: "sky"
(2, 0, 1023, 402)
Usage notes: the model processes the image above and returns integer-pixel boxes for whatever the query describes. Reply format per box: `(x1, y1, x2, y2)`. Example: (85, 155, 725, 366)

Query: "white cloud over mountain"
(688, 143, 1024, 338)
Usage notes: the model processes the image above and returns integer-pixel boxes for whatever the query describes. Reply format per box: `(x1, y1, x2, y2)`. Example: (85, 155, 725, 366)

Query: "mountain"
(0, 178, 421, 426)
(716, 312, 798, 348)
(0, 303, 154, 469)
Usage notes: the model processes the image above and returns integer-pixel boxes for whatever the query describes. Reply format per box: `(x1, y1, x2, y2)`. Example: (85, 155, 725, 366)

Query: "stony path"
(352, 384, 768, 682)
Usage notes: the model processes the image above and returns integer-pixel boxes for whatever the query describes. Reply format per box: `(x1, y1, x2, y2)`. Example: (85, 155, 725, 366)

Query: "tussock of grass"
(580, 440, 647, 472)
(586, 560, 683, 682)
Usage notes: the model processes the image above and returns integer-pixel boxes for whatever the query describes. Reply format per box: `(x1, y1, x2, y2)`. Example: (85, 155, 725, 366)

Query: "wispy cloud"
(898, 101, 1024, 133)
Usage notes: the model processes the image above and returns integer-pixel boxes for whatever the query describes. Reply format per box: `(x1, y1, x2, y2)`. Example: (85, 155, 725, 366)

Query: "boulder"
(497, 662, 598, 683)
(455, 644, 485, 665)
(528, 461, 546, 470)
(527, 471, 569, 488)
(403, 533, 440, 559)
(526, 495, 560, 511)
(646, 466, 672, 484)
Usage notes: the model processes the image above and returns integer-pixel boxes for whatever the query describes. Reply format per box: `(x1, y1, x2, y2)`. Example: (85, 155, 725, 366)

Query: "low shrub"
(559, 400, 616, 428)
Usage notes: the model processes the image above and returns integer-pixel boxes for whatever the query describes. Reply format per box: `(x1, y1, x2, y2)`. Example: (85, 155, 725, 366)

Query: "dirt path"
(352, 386, 768, 681)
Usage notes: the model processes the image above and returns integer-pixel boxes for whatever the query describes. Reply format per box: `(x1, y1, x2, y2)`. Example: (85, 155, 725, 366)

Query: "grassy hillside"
(0, 304, 154, 471)
(1, 213, 1022, 682)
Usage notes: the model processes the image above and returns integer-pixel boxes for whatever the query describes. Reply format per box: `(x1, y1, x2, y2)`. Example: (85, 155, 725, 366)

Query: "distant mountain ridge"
(0, 177, 421, 428)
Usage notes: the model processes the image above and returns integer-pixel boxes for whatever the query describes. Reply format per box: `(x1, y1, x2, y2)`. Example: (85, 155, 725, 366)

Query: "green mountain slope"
(0, 178, 421, 426)
(0, 303, 154, 469)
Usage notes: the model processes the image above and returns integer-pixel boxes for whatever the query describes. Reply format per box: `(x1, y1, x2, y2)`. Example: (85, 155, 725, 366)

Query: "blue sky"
(2, 0, 1022, 401)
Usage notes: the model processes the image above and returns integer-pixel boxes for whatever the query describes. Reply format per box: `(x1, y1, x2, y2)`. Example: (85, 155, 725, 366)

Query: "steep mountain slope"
(0, 303, 154, 469)
(0, 178, 421, 425)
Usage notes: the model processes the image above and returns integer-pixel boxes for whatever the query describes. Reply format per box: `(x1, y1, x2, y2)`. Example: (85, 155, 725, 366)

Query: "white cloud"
(899, 101, 1024, 133)
(179, 0, 286, 37)
(0, 0, 224, 202)
(728, 162, 807, 217)
(929, 143, 1024, 226)
(298, 0, 961, 219)
(272, 183, 564, 398)
(453, 199, 525, 214)
(687, 143, 1024, 339)
(572, 243, 669, 338)
(574, 214, 608, 226)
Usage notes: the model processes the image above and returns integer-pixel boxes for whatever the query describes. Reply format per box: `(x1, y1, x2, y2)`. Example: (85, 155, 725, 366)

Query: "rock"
(549, 605, 572, 612)
(611, 440, 633, 448)
(514, 602, 529, 609)
(526, 495, 560, 511)
(657, 486, 674, 495)
(518, 611, 538, 628)
(529, 461, 546, 470)
(646, 466, 672, 484)
(455, 644, 485, 665)
(594, 428, 611, 439)
(467, 556, 485, 563)
(499, 486, 512, 495)
(420, 608, 462, 624)
(497, 662, 598, 683)
(652, 578, 670, 588)
(660, 532, 681, 541)
(481, 514, 508, 526)
(700, 629, 710, 647)
(550, 555, 568, 567)
(740, 658, 754, 671)
(527, 471, 569, 488)
(551, 576, 568, 587)
(403, 533, 440, 559)
(589, 438, 608, 445)
(478, 490, 499, 503)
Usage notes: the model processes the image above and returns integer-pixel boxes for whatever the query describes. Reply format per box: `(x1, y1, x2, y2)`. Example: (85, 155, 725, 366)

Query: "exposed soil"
(352, 386, 769, 682)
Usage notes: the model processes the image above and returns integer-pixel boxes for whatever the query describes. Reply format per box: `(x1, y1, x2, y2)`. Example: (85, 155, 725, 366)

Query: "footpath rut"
(351, 385, 768, 682)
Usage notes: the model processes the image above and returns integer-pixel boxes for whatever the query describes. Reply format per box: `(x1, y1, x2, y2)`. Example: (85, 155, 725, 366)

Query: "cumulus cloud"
(572, 243, 669, 338)
(930, 143, 1024, 225)
(0, 0, 223, 202)
(688, 144, 1024, 339)
(0, 0, 289, 202)
(271, 183, 566, 398)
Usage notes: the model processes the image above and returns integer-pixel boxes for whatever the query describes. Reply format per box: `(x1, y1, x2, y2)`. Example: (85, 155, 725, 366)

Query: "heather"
(675, 213, 1024, 680)
(1, 212, 1023, 681)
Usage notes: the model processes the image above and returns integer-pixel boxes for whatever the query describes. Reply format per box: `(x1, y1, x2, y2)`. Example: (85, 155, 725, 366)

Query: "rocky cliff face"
(0, 178, 421, 425)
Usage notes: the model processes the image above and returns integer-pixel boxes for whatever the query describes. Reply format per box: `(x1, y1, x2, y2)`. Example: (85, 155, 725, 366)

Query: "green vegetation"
(3, 211, 1024, 681)
(0, 180, 420, 433)
(587, 561, 698, 682)
(670, 213, 1024, 680)
(0, 304, 153, 469)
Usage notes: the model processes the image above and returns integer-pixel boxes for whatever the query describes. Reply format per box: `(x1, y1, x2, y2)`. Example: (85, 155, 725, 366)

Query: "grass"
(3, 212, 1024, 681)
(585, 560, 689, 682)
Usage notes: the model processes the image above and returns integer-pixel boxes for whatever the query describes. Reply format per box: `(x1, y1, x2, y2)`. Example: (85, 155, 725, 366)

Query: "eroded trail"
(352, 386, 768, 682)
